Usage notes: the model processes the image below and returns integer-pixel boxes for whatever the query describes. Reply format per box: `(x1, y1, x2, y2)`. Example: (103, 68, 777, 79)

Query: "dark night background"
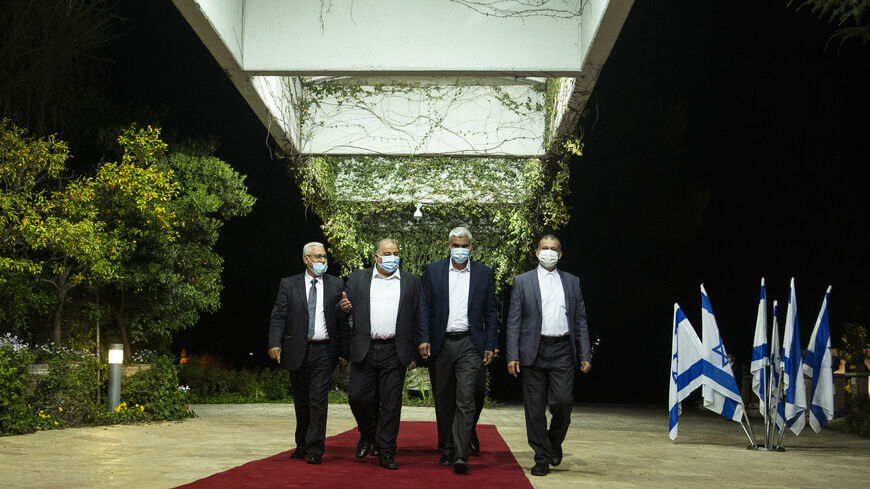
(51, 1, 870, 404)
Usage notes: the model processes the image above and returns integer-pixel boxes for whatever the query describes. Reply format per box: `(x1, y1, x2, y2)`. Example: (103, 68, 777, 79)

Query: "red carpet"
(175, 421, 532, 489)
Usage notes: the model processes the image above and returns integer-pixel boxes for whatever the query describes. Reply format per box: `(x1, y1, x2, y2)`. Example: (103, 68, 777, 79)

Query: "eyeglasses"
(306, 254, 328, 261)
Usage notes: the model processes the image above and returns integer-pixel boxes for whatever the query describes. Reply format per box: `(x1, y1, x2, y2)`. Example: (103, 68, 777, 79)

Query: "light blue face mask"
(378, 255, 400, 273)
(310, 261, 328, 276)
(450, 248, 470, 264)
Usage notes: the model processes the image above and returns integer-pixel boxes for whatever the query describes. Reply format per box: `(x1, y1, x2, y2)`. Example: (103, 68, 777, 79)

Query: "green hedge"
(179, 357, 293, 403)
(0, 335, 193, 436)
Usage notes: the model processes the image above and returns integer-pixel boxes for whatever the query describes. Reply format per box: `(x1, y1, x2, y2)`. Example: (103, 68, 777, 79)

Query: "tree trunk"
(52, 262, 71, 345)
(116, 290, 132, 361)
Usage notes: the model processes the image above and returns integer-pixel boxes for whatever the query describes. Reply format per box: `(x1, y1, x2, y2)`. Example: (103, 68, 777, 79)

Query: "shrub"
(0, 334, 38, 435)
(122, 357, 194, 421)
(259, 367, 292, 401)
(178, 357, 293, 403)
(30, 354, 100, 426)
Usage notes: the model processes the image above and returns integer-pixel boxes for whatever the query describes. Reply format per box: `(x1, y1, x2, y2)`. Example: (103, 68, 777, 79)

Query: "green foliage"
(178, 357, 292, 403)
(30, 354, 101, 426)
(841, 322, 869, 369)
(288, 141, 578, 289)
(121, 357, 194, 421)
(0, 336, 37, 435)
(842, 396, 870, 437)
(790, 0, 870, 45)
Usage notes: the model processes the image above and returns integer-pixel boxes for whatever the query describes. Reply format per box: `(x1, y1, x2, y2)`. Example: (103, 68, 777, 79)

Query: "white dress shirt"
(307, 274, 328, 340)
(369, 267, 401, 339)
(538, 265, 569, 337)
(446, 260, 471, 333)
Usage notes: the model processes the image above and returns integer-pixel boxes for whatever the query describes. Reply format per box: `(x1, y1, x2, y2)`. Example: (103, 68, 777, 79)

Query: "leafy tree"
(790, 0, 870, 45)
(99, 130, 255, 356)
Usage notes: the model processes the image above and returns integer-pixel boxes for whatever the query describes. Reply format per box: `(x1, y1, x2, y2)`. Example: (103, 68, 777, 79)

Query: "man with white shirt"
(417, 226, 498, 474)
(506, 235, 592, 477)
(341, 238, 421, 470)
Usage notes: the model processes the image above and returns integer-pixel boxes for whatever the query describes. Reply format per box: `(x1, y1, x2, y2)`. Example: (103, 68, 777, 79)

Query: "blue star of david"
(712, 336, 729, 367)
(672, 352, 679, 383)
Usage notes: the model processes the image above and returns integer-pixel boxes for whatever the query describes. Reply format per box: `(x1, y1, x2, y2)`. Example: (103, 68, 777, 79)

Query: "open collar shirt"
(369, 267, 401, 339)
(538, 265, 569, 337)
(446, 260, 471, 333)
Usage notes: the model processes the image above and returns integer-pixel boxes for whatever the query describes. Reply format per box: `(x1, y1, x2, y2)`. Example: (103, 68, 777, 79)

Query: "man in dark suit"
(506, 234, 592, 477)
(268, 241, 348, 464)
(340, 238, 421, 470)
(418, 226, 498, 474)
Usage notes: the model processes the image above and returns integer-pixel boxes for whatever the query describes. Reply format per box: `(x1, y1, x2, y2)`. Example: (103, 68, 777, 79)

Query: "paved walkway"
(1, 403, 869, 488)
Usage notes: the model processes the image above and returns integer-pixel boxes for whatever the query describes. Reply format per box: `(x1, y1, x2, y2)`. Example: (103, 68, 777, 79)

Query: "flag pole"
(740, 408, 758, 448)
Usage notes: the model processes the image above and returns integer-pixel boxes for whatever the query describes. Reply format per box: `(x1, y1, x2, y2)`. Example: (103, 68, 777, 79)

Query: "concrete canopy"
(173, 0, 633, 157)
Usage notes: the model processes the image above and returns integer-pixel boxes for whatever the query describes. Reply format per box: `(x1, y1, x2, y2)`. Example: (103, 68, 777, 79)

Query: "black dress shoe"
(379, 456, 399, 470)
(289, 450, 306, 459)
(530, 462, 550, 476)
(550, 444, 563, 466)
(439, 454, 452, 466)
(306, 455, 322, 464)
(452, 458, 469, 474)
(468, 431, 480, 456)
(355, 438, 372, 459)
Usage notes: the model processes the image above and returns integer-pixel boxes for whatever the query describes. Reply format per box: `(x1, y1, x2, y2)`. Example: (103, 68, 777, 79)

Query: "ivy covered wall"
(286, 143, 579, 289)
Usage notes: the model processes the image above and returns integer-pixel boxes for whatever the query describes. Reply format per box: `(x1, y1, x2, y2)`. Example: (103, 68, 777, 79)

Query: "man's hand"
(268, 347, 281, 364)
(483, 350, 495, 366)
(339, 357, 348, 369)
(418, 343, 431, 360)
(580, 361, 591, 373)
(408, 360, 417, 370)
(340, 291, 352, 314)
(507, 360, 520, 378)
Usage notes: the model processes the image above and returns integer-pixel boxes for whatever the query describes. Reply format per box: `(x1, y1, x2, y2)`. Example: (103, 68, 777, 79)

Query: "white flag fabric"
(802, 286, 834, 432)
(700, 285, 745, 423)
(751, 278, 769, 416)
(782, 278, 807, 435)
(768, 300, 786, 432)
(669, 303, 705, 440)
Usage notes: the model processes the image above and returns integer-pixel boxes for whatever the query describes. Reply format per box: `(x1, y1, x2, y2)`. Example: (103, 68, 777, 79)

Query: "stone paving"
(1, 403, 869, 488)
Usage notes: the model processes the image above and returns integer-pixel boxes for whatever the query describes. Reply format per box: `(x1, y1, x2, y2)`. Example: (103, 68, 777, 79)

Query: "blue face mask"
(378, 255, 400, 273)
(309, 261, 328, 276)
(450, 248, 470, 264)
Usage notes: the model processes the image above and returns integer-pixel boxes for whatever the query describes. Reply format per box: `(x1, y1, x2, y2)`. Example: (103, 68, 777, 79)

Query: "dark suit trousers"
(429, 335, 481, 460)
(521, 338, 574, 464)
(289, 342, 333, 457)
(348, 342, 406, 458)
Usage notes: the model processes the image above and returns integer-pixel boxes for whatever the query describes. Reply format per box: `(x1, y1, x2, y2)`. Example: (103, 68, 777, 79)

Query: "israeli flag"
(782, 278, 807, 435)
(700, 285, 745, 423)
(669, 303, 705, 440)
(803, 286, 834, 432)
(751, 278, 769, 416)
(768, 300, 786, 432)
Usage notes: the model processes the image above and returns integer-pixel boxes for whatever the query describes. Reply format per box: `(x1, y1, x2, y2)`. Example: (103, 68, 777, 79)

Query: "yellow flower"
(140, 405, 145, 412)
(54, 421, 58, 426)
(58, 407, 63, 412)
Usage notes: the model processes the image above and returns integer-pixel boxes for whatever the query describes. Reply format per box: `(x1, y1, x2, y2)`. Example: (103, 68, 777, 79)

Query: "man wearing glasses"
(268, 241, 349, 464)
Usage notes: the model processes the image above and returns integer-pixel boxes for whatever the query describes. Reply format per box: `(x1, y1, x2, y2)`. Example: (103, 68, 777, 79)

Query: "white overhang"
(173, 0, 633, 156)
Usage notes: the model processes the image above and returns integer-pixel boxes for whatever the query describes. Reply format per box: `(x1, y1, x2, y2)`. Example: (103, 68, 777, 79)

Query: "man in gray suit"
(268, 241, 349, 464)
(341, 238, 421, 470)
(506, 234, 592, 477)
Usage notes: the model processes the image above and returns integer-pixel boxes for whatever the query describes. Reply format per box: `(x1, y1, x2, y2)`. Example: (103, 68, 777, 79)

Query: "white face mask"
(538, 249, 559, 268)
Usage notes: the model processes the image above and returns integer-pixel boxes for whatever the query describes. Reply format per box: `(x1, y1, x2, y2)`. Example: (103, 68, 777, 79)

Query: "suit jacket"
(344, 267, 421, 367)
(268, 272, 349, 371)
(417, 258, 499, 358)
(505, 267, 592, 366)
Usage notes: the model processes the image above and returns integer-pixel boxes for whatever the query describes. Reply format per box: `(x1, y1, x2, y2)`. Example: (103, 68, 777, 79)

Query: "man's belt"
(539, 335, 569, 345)
(444, 330, 470, 339)
(307, 338, 330, 344)
(370, 337, 395, 344)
